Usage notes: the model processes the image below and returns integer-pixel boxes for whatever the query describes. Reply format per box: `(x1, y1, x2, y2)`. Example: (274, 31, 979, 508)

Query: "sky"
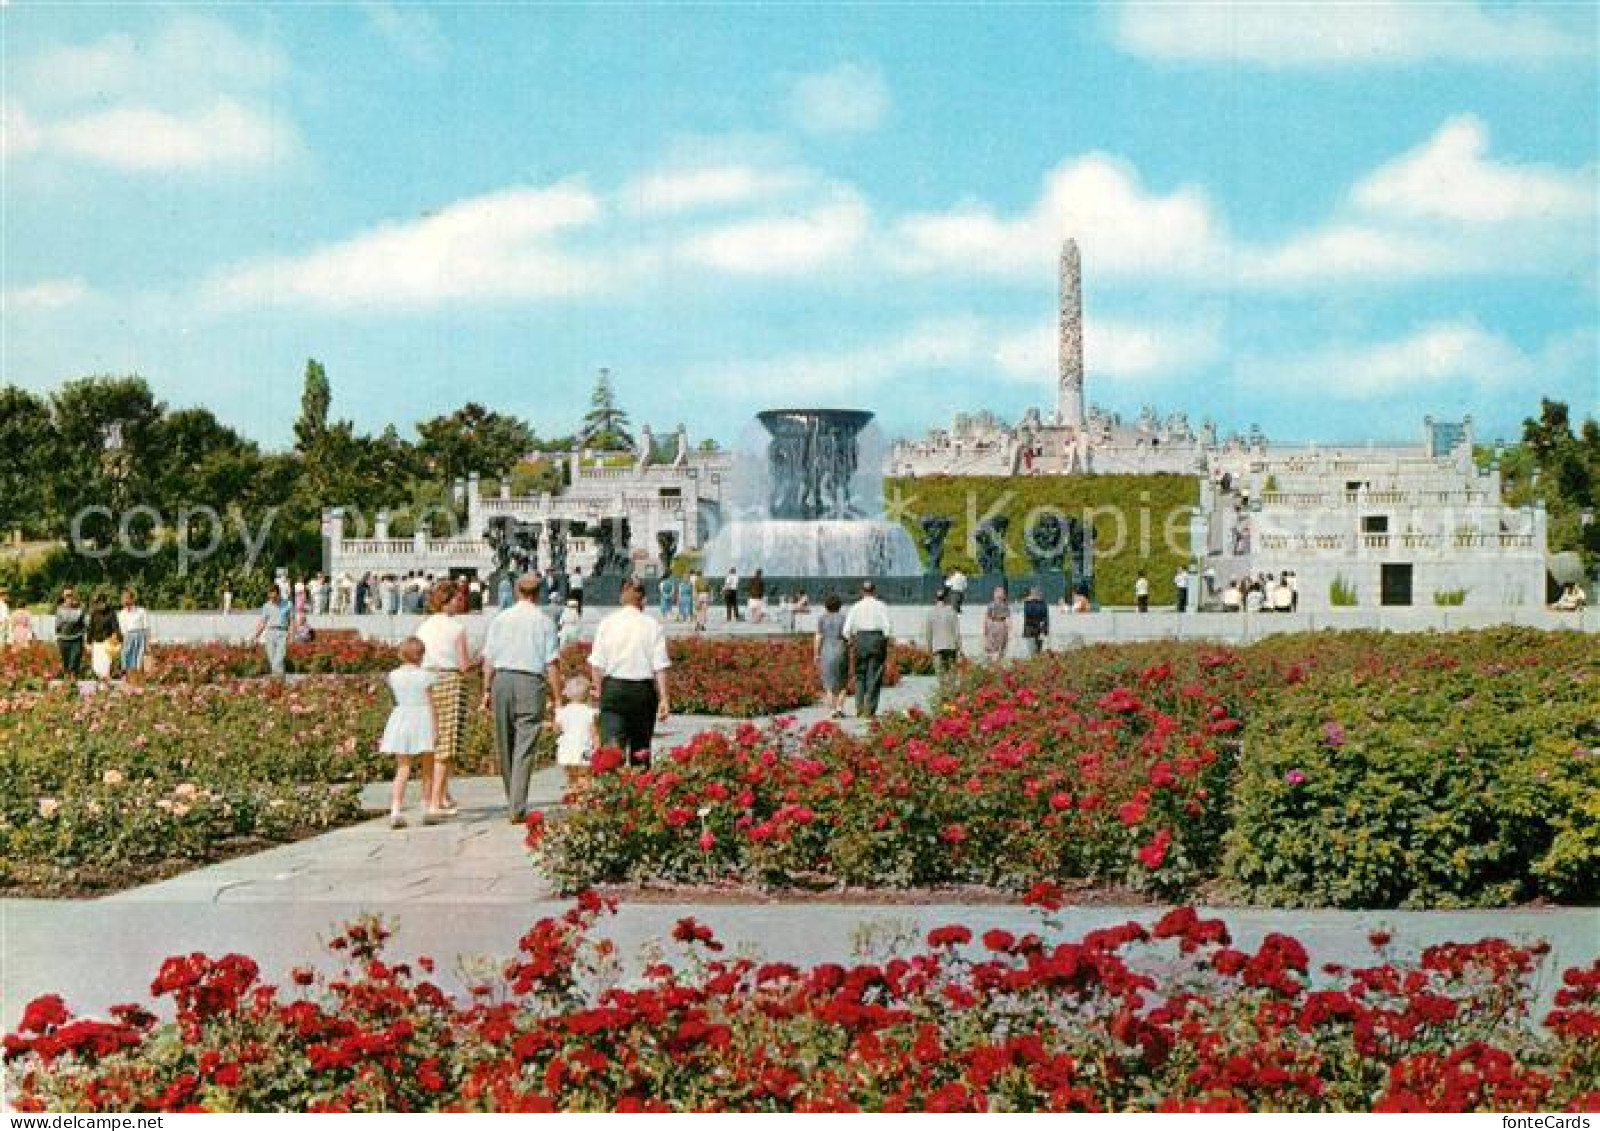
(3, 1, 1597, 451)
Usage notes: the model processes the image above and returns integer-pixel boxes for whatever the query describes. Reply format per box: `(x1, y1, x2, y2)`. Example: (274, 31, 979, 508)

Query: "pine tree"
(294, 359, 331, 453)
(580, 367, 633, 450)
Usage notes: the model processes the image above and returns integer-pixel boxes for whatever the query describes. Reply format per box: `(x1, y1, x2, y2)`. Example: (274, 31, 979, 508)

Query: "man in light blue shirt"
(479, 573, 562, 822)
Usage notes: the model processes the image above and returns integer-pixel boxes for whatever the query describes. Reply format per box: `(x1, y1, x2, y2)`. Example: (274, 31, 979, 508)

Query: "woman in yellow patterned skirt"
(415, 579, 471, 822)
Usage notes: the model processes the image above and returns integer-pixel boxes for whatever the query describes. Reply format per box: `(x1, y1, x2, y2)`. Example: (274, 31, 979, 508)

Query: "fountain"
(701, 409, 921, 578)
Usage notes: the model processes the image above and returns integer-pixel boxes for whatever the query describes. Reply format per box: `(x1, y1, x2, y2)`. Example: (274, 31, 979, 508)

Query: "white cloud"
(693, 317, 988, 398)
(361, 2, 446, 67)
(993, 317, 1222, 382)
(9, 16, 298, 175)
(1111, 1, 1592, 67)
(206, 183, 609, 309)
(1353, 114, 1595, 224)
(46, 98, 297, 173)
(678, 190, 870, 275)
(21, 16, 288, 105)
(786, 62, 890, 135)
(4, 278, 90, 311)
(889, 153, 1225, 279)
(1236, 320, 1540, 398)
(1, 104, 43, 159)
(622, 163, 808, 217)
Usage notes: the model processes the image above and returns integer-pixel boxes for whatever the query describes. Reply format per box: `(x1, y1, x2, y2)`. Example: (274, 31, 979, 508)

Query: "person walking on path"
(1021, 585, 1049, 657)
(814, 592, 850, 717)
(1173, 567, 1189, 613)
(53, 588, 86, 678)
(747, 569, 766, 623)
(568, 567, 585, 616)
(480, 574, 562, 823)
(945, 567, 968, 614)
(982, 586, 1010, 662)
(692, 572, 710, 631)
(252, 584, 293, 677)
(658, 574, 677, 621)
(723, 567, 741, 622)
(679, 571, 696, 623)
(842, 581, 892, 719)
(117, 589, 150, 680)
(588, 577, 671, 765)
(924, 587, 961, 674)
(381, 637, 438, 829)
(554, 675, 600, 785)
(1135, 571, 1151, 613)
(416, 580, 471, 822)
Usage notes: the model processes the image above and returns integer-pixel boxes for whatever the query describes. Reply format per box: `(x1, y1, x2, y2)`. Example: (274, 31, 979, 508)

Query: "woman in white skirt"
(382, 637, 439, 829)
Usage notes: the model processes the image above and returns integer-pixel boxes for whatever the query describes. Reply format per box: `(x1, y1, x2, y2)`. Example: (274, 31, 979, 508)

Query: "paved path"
(4, 671, 1596, 1029)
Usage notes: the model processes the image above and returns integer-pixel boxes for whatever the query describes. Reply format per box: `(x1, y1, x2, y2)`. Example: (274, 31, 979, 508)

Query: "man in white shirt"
(480, 573, 563, 821)
(1173, 567, 1189, 613)
(588, 577, 671, 764)
(944, 568, 968, 614)
(723, 567, 741, 622)
(842, 581, 893, 718)
(1135, 571, 1151, 613)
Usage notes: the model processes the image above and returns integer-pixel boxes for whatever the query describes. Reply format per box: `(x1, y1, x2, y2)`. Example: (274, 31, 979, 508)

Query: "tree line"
(0, 362, 647, 607)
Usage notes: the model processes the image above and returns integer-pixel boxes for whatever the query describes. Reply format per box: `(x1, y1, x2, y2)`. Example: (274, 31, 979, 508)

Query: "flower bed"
(0, 676, 497, 896)
(0, 638, 399, 690)
(534, 629, 1598, 907)
(6, 897, 1597, 1111)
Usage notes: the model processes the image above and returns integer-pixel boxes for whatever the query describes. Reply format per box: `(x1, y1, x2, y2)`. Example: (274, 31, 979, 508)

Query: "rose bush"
(1223, 628, 1599, 908)
(0, 676, 498, 896)
(535, 629, 1597, 907)
(0, 638, 398, 690)
(536, 650, 1243, 896)
(7, 898, 1597, 1111)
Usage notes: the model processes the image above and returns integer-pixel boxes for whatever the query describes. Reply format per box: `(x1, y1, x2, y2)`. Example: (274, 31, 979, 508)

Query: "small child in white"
(381, 637, 439, 828)
(558, 598, 582, 647)
(554, 674, 600, 783)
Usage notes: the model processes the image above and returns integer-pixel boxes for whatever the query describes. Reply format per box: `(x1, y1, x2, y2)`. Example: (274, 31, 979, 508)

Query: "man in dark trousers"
(842, 581, 892, 718)
(588, 577, 671, 765)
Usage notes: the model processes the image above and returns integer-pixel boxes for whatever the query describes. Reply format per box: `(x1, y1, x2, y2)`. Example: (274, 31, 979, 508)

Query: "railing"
(1252, 532, 1536, 554)
(1258, 489, 1499, 509)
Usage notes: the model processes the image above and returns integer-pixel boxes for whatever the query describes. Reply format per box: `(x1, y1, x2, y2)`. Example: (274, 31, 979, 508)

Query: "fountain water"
(702, 409, 921, 578)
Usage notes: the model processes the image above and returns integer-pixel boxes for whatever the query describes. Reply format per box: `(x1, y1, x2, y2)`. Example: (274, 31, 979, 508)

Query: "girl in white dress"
(554, 675, 600, 785)
(382, 637, 438, 829)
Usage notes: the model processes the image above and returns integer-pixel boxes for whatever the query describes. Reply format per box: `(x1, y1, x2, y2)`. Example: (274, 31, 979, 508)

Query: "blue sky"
(3, 2, 1596, 450)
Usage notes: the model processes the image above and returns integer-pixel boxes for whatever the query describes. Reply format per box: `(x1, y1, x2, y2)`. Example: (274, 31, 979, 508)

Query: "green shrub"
(1433, 588, 1468, 606)
(1329, 575, 1358, 607)
(1223, 628, 1600, 908)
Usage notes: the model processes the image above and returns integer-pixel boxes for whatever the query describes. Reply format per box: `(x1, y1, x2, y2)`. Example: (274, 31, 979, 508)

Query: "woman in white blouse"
(415, 580, 471, 821)
(117, 589, 150, 679)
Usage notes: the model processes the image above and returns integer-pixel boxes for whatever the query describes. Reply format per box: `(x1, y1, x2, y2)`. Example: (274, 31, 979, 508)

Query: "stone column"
(1057, 238, 1085, 430)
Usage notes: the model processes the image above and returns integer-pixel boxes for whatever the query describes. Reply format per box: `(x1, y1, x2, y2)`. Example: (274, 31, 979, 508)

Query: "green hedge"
(885, 474, 1198, 606)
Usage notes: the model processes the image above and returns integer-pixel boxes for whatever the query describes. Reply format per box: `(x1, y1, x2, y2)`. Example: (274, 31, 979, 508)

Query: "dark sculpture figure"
(656, 530, 679, 575)
(920, 515, 953, 576)
(547, 520, 568, 579)
(1026, 513, 1068, 574)
(591, 517, 633, 577)
(510, 521, 539, 574)
(758, 409, 873, 521)
(975, 515, 1009, 576)
(1066, 517, 1096, 602)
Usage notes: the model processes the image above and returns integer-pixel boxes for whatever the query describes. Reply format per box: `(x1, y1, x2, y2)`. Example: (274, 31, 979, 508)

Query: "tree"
(580, 368, 632, 450)
(294, 358, 331, 454)
(415, 403, 535, 484)
(47, 376, 164, 527)
(0, 385, 61, 537)
(1500, 399, 1600, 571)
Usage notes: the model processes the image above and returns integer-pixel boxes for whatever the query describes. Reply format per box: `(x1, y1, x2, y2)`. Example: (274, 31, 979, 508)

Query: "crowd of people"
(22, 587, 152, 682)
